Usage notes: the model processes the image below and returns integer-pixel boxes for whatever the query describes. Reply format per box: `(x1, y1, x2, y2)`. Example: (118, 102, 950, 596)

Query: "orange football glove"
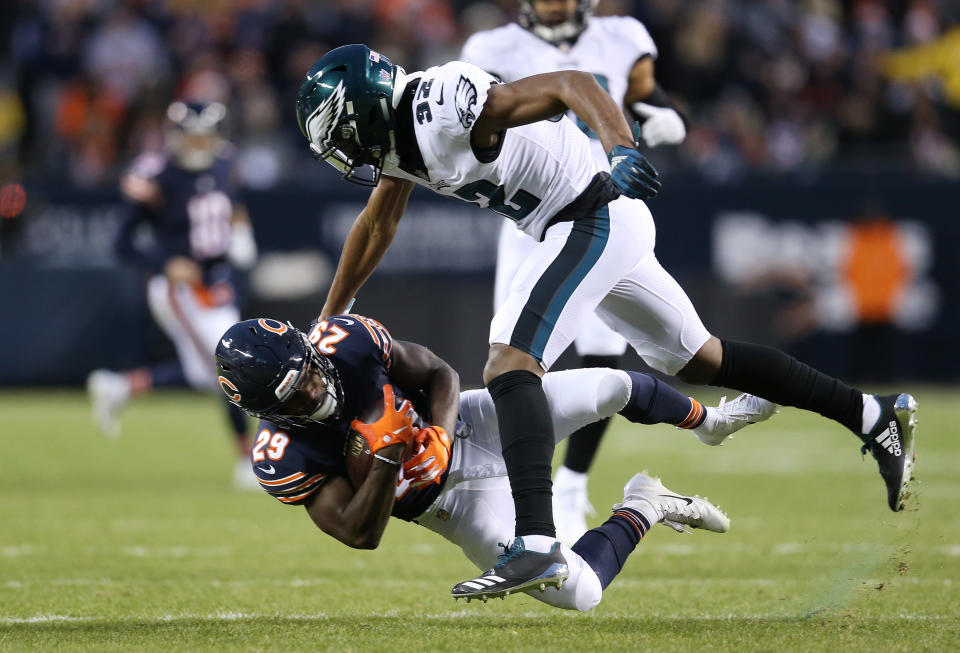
(402, 426, 451, 488)
(349, 385, 417, 454)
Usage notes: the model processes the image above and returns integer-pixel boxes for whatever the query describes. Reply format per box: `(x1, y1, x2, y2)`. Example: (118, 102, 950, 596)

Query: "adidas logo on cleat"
(875, 420, 902, 457)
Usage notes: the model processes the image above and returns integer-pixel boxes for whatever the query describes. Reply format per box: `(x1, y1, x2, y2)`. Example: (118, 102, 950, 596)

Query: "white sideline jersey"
(383, 61, 603, 241)
(461, 17, 657, 166)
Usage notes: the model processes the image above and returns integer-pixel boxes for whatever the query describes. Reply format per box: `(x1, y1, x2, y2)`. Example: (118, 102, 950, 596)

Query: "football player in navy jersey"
(87, 100, 259, 489)
(215, 315, 773, 610)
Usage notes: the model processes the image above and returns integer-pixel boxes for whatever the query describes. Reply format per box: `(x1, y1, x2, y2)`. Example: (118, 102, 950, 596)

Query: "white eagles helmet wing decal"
(305, 80, 346, 153)
(455, 75, 478, 128)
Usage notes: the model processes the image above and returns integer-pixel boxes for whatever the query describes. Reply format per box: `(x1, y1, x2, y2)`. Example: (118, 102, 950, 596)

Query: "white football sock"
(861, 394, 881, 434)
(520, 534, 558, 553)
(554, 465, 588, 491)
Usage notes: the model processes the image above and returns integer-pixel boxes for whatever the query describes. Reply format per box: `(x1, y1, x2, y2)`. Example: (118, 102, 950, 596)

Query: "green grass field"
(2, 387, 958, 651)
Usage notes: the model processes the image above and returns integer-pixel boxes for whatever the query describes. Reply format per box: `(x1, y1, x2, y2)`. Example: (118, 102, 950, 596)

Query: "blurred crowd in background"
(1, 0, 958, 189)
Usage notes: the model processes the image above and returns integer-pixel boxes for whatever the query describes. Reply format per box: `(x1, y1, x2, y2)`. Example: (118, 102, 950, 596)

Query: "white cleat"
(233, 456, 261, 491)
(692, 393, 778, 446)
(552, 467, 595, 546)
(613, 472, 730, 533)
(86, 369, 130, 438)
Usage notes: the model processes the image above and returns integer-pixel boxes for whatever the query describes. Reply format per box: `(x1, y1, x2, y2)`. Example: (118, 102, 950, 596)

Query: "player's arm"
(319, 176, 416, 319)
(475, 71, 660, 200)
(227, 204, 258, 269)
(303, 443, 405, 549)
(473, 70, 634, 156)
(115, 172, 164, 268)
(388, 340, 460, 439)
(624, 57, 687, 148)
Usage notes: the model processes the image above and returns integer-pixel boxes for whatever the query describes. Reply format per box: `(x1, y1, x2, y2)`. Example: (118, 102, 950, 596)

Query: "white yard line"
(1, 612, 955, 624)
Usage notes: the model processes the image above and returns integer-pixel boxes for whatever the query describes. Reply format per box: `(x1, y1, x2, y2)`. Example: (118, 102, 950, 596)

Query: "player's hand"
(608, 144, 661, 200)
(402, 426, 451, 488)
(164, 256, 203, 285)
(632, 103, 686, 147)
(350, 384, 417, 454)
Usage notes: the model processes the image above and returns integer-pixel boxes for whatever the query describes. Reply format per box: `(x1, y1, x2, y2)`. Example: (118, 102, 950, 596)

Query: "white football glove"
(631, 102, 687, 147)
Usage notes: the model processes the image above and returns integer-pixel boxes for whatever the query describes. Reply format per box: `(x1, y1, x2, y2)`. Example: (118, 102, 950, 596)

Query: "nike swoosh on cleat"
(659, 494, 694, 505)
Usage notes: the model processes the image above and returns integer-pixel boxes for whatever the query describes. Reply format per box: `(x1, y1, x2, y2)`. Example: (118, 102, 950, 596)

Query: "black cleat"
(861, 393, 918, 512)
(451, 539, 568, 602)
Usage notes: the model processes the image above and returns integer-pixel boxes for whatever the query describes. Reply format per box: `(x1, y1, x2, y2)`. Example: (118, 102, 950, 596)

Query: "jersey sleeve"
(251, 423, 330, 506)
(616, 16, 658, 61)
(430, 61, 497, 143)
(308, 314, 395, 371)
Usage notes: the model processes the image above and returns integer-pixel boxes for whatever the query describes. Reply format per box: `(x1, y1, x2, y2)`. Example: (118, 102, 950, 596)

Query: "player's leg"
(597, 198, 916, 510)
(571, 472, 728, 597)
(460, 209, 649, 599)
(554, 319, 628, 545)
(681, 336, 916, 510)
(87, 274, 191, 437)
(86, 361, 184, 438)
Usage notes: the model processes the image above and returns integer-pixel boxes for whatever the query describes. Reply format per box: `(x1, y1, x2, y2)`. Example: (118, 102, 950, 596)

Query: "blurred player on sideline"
(214, 316, 758, 610)
(461, 0, 689, 544)
(87, 100, 259, 489)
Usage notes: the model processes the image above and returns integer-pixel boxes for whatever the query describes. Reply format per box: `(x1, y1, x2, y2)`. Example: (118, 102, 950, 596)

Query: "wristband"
(373, 452, 402, 467)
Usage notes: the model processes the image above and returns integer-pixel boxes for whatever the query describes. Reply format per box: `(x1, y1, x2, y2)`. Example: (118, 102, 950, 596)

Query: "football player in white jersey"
(296, 44, 917, 603)
(460, 0, 689, 545)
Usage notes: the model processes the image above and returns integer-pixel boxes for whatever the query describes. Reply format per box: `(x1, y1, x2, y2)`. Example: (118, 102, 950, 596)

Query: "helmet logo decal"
(275, 369, 300, 401)
(369, 50, 381, 62)
(304, 80, 346, 151)
(455, 75, 478, 128)
(218, 376, 241, 402)
(258, 318, 288, 334)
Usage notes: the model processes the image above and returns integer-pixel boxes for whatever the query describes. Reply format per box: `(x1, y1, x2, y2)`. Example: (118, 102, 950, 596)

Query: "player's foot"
(552, 467, 595, 546)
(233, 456, 260, 491)
(692, 393, 778, 446)
(861, 393, 917, 512)
(613, 472, 730, 533)
(86, 369, 130, 438)
(451, 538, 569, 602)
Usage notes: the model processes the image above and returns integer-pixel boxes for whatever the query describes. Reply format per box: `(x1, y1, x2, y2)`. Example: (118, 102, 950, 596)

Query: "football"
(342, 391, 421, 488)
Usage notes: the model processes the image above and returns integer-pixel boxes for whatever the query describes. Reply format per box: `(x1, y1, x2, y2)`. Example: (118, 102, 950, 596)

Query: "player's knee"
(596, 369, 632, 417)
(483, 344, 542, 384)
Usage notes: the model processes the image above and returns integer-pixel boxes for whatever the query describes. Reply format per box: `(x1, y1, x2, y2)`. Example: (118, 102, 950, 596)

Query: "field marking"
(1, 546, 36, 557)
(2, 576, 953, 593)
(1, 612, 956, 625)
(122, 546, 230, 558)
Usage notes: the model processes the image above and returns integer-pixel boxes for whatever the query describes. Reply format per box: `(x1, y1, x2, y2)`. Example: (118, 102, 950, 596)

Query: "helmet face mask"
(216, 319, 343, 429)
(268, 346, 341, 427)
(297, 45, 401, 187)
(166, 101, 226, 171)
(519, 0, 597, 44)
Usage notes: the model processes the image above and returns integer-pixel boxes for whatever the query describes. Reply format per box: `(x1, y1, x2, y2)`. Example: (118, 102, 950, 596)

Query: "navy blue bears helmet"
(215, 318, 342, 428)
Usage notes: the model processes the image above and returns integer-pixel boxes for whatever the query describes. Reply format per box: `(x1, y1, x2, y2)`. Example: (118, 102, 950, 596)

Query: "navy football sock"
(563, 354, 620, 473)
(572, 507, 650, 589)
(224, 399, 249, 447)
(487, 370, 556, 538)
(618, 371, 703, 427)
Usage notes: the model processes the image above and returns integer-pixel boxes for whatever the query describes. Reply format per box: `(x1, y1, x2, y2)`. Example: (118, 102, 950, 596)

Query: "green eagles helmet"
(296, 44, 403, 186)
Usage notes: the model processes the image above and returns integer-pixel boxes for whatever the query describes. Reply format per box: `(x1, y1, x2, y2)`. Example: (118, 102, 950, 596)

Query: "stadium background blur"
(0, 0, 957, 387)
